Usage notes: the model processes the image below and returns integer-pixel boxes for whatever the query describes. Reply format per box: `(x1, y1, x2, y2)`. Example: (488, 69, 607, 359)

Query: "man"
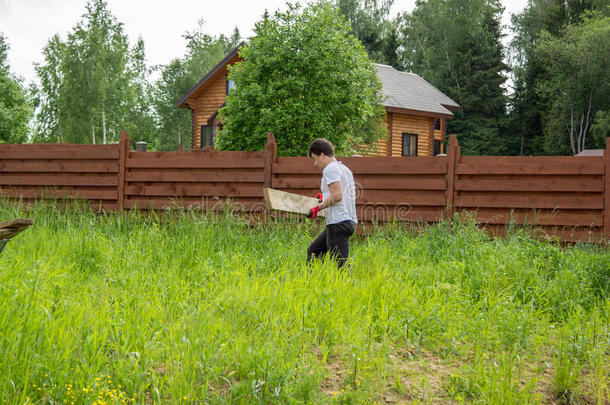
(306, 138, 358, 269)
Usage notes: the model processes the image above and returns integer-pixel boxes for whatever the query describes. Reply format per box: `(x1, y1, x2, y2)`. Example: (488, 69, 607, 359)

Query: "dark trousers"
(307, 220, 356, 269)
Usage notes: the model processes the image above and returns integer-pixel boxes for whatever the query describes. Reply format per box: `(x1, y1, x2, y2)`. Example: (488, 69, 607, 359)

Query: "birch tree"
(535, 14, 610, 155)
(34, 0, 145, 144)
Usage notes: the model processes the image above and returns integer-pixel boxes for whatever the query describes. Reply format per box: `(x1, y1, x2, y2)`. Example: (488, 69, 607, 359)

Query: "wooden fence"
(1, 131, 609, 242)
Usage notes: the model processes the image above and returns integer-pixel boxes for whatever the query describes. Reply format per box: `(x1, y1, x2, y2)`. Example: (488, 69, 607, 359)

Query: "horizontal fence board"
(271, 188, 446, 206)
(356, 189, 446, 206)
(130, 150, 265, 159)
(124, 197, 265, 211)
(124, 183, 264, 197)
(126, 156, 264, 169)
(345, 156, 447, 175)
(0, 161, 118, 173)
(458, 208, 603, 226)
(457, 156, 604, 175)
(0, 187, 117, 200)
(274, 156, 447, 175)
(455, 174, 604, 192)
(272, 174, 446, 190)
(1, 173, 118, 187)
(483, 223, 603, 243)
(17, 199, 117, 212)
(0, 144, 119, 160)
(126, 170, 264, 183)
(456, 191, 603, 210)
(357, 206, 443, 222)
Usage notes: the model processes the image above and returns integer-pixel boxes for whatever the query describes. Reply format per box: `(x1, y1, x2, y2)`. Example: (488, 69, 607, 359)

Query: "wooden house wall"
(389, 113, 433, 157)
(187, 54, 239, 148)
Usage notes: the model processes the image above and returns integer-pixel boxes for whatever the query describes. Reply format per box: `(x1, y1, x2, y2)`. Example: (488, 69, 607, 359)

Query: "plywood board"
(263, 188, 325, 217)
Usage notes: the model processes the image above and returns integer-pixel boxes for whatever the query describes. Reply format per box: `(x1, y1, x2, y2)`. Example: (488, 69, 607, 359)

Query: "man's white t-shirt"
(321, 161, 358, 225)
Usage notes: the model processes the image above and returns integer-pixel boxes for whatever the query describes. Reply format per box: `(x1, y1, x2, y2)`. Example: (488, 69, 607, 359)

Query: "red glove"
(307, 206, 320, 219)
(315, 193, 323, 203)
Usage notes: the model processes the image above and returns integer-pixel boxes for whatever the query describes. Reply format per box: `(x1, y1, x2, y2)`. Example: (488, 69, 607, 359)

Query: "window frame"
(434, 140, 442, 156)
(226, 77, 236, 95)
(200, 125, 215, 148)
(402, 133, 418, 157)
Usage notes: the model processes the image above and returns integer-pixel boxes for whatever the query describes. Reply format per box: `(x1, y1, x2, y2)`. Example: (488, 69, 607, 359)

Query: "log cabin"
(176, 42, 460, 156)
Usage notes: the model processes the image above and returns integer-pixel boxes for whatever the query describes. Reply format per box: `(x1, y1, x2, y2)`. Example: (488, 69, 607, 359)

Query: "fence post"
(446, 134, 460, 221)
(117, 130, 129, 210)
(264, 132, 277, 189)
(603, 138, 610, 241)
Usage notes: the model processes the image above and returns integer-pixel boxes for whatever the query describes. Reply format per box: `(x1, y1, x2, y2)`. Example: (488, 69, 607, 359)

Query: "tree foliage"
(0, 33, 33, 143)
(33, 0, 150, 144)
(152, 21, 240, 150)
(534, 14, 610, 155)
(332, 0, 401, 67)
(508, 0, 610, 155)
(218, 3, 385, 156)
(398, 0, 508, 155)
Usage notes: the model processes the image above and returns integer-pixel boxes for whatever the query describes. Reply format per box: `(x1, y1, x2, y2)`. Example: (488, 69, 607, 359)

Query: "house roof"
(375, 64, 460, 117)
(575, 149, 604, 156)
(176, 45, 460, 118)
(176, 41, 247, 108)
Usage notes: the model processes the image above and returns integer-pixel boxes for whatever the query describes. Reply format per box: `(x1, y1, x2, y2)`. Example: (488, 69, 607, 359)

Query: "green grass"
(0, 199, 608, 404)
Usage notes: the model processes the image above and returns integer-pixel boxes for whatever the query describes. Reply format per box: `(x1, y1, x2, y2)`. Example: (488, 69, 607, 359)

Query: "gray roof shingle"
(375, 64, 460, 116)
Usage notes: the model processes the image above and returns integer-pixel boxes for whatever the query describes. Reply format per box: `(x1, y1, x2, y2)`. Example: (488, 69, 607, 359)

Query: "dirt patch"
(316, 345, 605, 404)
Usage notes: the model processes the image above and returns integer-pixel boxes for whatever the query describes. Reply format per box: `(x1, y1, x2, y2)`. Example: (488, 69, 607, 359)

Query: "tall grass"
(0, 199, 608, 404)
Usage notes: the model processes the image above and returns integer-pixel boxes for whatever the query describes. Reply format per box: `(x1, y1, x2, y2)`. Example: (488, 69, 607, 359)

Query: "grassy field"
(0, 200, 608, 404)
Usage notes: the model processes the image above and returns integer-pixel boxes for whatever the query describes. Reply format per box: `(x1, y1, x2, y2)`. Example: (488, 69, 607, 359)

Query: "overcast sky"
(0, 0, 528, 85)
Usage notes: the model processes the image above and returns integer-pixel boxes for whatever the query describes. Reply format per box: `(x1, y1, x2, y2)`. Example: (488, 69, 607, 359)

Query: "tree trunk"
(102, 99, 107, 144)
(92, 124, 96, 145)
(570, 106, 576, 155)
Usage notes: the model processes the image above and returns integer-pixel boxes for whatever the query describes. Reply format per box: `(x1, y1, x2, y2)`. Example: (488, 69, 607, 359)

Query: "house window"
(201, 125, 214, 148)
(434, 118, 441, 130)
(434, 140, 442, 156)
(227, 78, 236, 95)
(402, 133, 418, 156)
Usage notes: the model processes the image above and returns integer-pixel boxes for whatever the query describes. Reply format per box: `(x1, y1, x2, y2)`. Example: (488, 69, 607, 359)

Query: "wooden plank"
(0, 187, 117, 200)
(0, 161, 118, 173)
(117, 130, 129, 209)
(603, 138, 610, 240)
(356, 189, 446, 206)
(129, 150, 265, 160)
(270, 187, 445, 206)
(1, 173, 118, 187)
(456, 191, 603, 210)
(357, 206, 442, 222)
(273, 156, 447, 175)
(446, 134, 459, 218)
(124, 197, 266, 211)
(482, 223, 603, 243)
(126, 156, 265, 169)
(0, 218, 33, 240)
(125, 170, 264, 183)
(272, 174, 446, 190)
(263, 188, 325, 217)
(124, 183, 264, 197)
(264, 133, 277, 189)
(457, 156, 604, 175)
(0, 144, 119, 160)
(458, 208, 603, 226)
(455, 175, 604, 192)
(10, 199, 117, 212)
